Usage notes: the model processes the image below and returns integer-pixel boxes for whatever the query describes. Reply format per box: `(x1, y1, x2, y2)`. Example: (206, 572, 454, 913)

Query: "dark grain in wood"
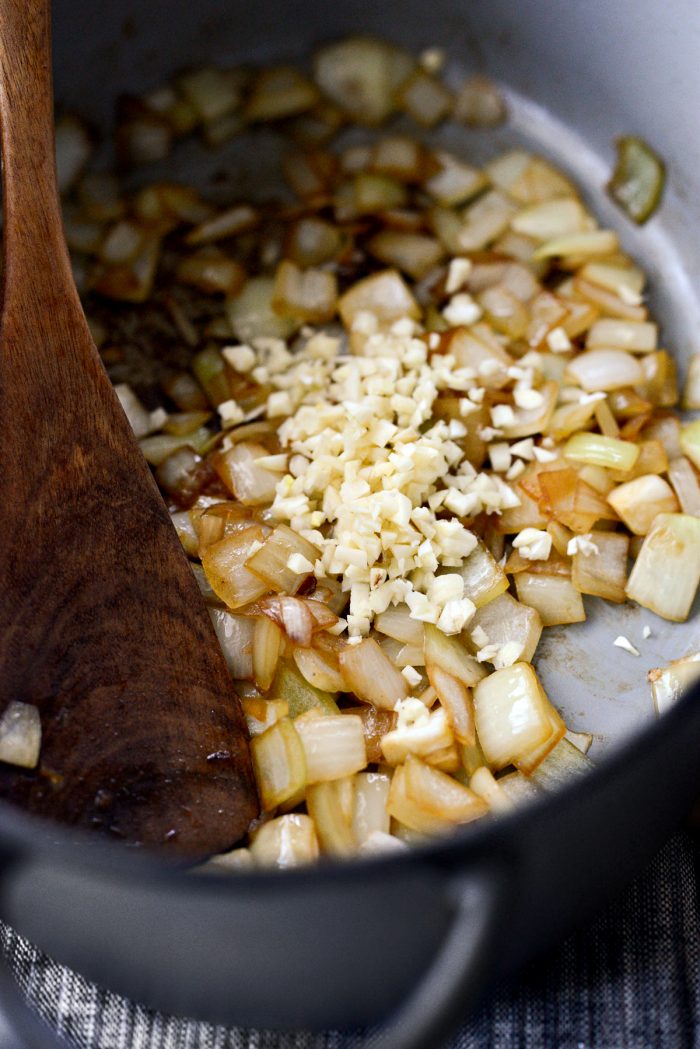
(0, 0, 258, 856)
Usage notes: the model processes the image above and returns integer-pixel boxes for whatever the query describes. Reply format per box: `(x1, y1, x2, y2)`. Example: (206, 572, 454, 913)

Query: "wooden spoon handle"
(0, 0, 77, 318)
(0, 0, 258, 855)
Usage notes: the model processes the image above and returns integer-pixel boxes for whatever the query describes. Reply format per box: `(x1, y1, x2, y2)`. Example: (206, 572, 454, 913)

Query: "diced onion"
(374, 605, 425, 645)
(306, 779, 356, 856)
(468, 592, 544, 660)
(473, 662, 565, 773)
(668, 457, 700, 517)
(566, 349, 644, 392)
(201, 527, 270, 609)
(571, 530, 629, 603)
(215, 442, 284, 506)
(339, 638, 409, 710)
(528, 738, 594, 789)
(352, 772, 391, 843)
(563, 432, 640, 472)
(0, 702, 41, 769)
(648, 653, 700, 715)
(293, 646, 346, 693)
(515, 573, 586, 626)
(607, 474, 678, 535)
(626, 513, 700, 621)
(388, 756, 487, 834)
(250, 717, 307, 810)
(209, 608, 255, 679)
(253, 616, 283, 691)
(295, 715, 366, 783)
(338, 269, 420, 327)
(249, 814, 319, 868)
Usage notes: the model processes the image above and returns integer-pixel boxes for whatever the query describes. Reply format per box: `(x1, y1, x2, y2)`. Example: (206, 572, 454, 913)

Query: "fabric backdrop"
(1, 832, 698, 1049)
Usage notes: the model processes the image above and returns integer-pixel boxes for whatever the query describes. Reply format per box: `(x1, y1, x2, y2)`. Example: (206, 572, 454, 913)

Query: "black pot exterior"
(0, 0, 698, 1039)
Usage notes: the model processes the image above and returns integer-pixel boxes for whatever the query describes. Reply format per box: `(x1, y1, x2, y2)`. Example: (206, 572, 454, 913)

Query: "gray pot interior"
(51, 0, 700, 759)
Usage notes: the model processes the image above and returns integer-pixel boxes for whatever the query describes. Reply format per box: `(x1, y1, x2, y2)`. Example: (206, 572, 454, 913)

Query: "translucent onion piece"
(564, 432, 640, 472)
(457, 540, 509, 608)
(268, 660, 339, 719)
(607, 474, 679, 535)
(571, 530, 629, 604)
(272, 259, 338, 323)
(185, 204, 259, 246)
(114, 384, 153, 439)
(241, 696, 288, 738)
(683, 354, 700, 410)
(293, 645, 346, 693)
(424, 624, 487, 687)
(342, 705, 396, 764)
(680, 420, 700, 473)
(648, 653, 700, 715)
(378, 637, 425, 669)
(467, 592, 544, 661)
(0, 702, 41, 769)
(244, 66, 320, 123)
(668, 457, 700, 517)
(215, 442, 284, 506)
(380, 706, 454, 766)
(486, 150, 576, 204)
(171, 510, 199, 558)
(295, 715, 367, 783)
(227, 276, 299, 342)
(249, 814, 319, 868)
(396, 70, 453, 128)
(586, 319, 657, 353)
(528, 738, 594, 789)
(313, 36, 414, 126)
(566, 349, 644, 392)
(352, 771, 391, 843)
(338, 268, 420, 327)
(258, 595, 315, 646)
(209, 608, 255, 679)
(469, 766, 514, 813)
(250, 717, 307, 811)
(339, 638, 409, 709)
(55, 114, 93, 194)
(533, 229, 619, 261)
(201, 526, 270, 609)
(306, 779, 356, 856)
(374, 604, 425, 645)
(453, 76, 506, 128)
(511, 198, 590, 241)
(424, 151, 487, 207)
(456, 189, 517, 252)
(427, 666, 475, 745)
(626, 513, 700, 621)
(176, 249, 246, 296)
(245, 523, 318, 593)
(608, 135, 665, 224)
(253, 616, 283, 691)
(366, 230, 444, 280)
(388, 756, 487, 834)
(474, 662, 565, 773)
(515, 573, 586, 627)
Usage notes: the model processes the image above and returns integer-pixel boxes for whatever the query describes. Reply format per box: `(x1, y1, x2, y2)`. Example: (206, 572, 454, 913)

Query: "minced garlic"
(230, 313, 522, 636)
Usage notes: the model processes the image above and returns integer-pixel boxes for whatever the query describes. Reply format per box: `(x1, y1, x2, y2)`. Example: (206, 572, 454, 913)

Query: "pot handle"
(0, 861, 507, 1049)
(366, 861, 508, 1049)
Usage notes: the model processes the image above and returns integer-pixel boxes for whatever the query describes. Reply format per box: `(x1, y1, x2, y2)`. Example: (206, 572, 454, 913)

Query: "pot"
(2, 1, 700, 1047)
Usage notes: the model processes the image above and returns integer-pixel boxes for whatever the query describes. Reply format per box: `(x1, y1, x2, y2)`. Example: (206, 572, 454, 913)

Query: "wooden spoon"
(0, 0, 258, 856)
